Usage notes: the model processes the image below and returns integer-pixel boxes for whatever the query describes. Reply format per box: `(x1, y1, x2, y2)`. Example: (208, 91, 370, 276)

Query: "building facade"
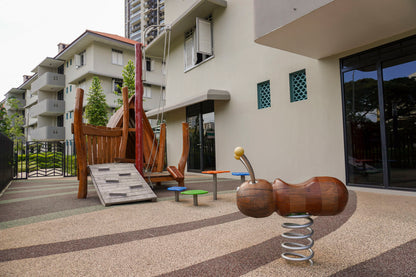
(11, 30, 164, 143)
(144, 0, 416, 191)
(125, 0, 165, 44)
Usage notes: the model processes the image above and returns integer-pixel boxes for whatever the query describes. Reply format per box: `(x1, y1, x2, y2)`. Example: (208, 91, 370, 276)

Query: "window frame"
(184, 16, 214, 72)
(112, 49, 123, 66)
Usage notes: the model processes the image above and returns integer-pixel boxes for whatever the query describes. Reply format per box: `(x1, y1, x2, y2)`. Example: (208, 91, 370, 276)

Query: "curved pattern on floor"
(156, 191, 357, 277)
(0, 192, 357, 276)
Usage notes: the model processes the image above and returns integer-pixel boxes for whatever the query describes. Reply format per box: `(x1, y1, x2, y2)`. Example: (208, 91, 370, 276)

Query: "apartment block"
(125, 0, 165, 44)
(7, 30, 164, 143)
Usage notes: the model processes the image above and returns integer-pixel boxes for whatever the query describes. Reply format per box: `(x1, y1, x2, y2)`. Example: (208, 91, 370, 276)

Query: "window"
(184, 17, 213, 71)
(75, 51, 86, 67)
(143, 85, 152, 98)
(112, 49, 123, 65)
(146, 58, 154, 71)
(113, 78, 123, 94)
(289, 69, 307, 102)
(341, 35, 416, 189)
(257, 80, 271, 109)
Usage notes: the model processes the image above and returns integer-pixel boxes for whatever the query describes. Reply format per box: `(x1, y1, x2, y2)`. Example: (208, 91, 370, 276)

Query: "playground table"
(201, 170, 230, 200)
(167, 186, 187, 202)
(181, 190, 208, 206)
(232, 172, 250, 183)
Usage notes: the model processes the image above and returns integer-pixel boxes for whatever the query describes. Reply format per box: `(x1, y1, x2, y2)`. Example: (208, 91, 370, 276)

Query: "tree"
(114, 59, 135, 108)
(85, 76, 108, 126)
(0, 98, 24, 140)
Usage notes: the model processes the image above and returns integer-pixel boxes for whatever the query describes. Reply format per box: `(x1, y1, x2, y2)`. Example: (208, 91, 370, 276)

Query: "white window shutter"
(118, 52, 123, 65)
(75, 54, 81, 67)
(184, 35, 195, 69)
(196, 17, 212, 55)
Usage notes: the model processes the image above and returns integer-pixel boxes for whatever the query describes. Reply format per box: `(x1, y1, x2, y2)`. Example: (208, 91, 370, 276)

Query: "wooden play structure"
(233, 146, 348, 265)
(73, 87, 189, 201)
(72, 44, 189, 204)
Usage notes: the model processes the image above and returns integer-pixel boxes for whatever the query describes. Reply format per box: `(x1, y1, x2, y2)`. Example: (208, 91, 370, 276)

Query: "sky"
(0, 0, 125, 100)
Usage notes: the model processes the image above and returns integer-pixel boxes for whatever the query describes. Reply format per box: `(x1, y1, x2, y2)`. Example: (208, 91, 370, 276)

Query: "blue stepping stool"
(167, 186, 187, 202)
(232, 172, 250, 183)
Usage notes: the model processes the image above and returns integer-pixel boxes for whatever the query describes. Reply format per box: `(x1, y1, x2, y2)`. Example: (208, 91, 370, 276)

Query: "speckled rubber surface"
(1, 176, 416, 276)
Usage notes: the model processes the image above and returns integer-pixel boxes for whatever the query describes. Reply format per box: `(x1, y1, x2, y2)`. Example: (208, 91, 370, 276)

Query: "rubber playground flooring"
(1, 176, 416, 276)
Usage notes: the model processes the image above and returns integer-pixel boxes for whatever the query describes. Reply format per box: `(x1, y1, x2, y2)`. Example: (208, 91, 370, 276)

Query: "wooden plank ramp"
(89, 163, 157, 206)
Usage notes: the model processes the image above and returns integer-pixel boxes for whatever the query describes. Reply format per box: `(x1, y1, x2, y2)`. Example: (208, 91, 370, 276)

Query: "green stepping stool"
(181, 190, 208, 206)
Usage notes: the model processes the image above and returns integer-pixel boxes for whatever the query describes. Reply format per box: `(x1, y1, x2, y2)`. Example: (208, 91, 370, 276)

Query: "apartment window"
(75, 51, 86, 67)
(257, 80, 271, 109)
(143, 84, 152, 98)
(70, 59, 72, 66)
(66, 87, 68, 94)
(113, 78, 123, 94)
(289, 69, 307, 102)
(184, 17, 213, 71)
(112, 49, 123, 65)
(146, 58, 154, 71)
(66, 113, 68, 120)
(69, 85, 72, 92)
(57, 115, 63, 127)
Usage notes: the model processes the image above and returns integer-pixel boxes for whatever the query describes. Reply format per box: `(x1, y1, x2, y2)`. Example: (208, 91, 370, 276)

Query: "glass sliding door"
(186, 101, 216, 172)
(341, 35, 416, 190)
(382, 56, 416, 188)
(343, 66, 384, 186)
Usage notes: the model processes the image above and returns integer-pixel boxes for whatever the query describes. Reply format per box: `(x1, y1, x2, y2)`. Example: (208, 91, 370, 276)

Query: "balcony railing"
(30, 126, 65, 141)
(31, 72, 65, 94)
(30, 99, 65, 117)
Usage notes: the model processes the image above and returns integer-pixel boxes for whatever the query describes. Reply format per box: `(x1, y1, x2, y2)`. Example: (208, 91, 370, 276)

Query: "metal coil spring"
(281, 213, 314, 265)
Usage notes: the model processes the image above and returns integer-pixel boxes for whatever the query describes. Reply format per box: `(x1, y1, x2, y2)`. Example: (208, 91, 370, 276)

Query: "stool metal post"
(193, 194, 198, 206)
(213, 173, 218, 200)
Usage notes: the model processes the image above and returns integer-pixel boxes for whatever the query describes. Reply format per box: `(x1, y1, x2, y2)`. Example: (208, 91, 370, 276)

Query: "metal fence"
(13, 139, 77, 180)
(0, 133, 14, 191)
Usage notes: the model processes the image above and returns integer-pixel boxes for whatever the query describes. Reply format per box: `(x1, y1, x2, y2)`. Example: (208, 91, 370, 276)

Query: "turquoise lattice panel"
(290, 69, 307, 102)
(257, 80, 271, 109)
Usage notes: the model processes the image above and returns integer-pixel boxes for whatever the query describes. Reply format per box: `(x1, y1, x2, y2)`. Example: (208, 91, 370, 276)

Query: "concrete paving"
(1, 176, 416, 276)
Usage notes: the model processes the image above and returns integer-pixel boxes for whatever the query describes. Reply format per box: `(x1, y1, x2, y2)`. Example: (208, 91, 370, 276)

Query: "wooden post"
(74, 88, 88, 198)
(135, 43, 144, 176)
(119, 87, 129, 158)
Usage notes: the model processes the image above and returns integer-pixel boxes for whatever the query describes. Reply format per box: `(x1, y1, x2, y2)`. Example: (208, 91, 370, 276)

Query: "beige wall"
(165, 0, 196, 25)
(162, 0, 346, 183)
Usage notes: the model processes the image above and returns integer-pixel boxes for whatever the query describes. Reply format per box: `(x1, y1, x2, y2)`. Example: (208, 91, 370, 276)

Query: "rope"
(144, 26, 172, 184)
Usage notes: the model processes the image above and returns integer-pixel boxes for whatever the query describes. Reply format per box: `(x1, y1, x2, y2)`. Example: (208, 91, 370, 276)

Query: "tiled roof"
(87, 30, 138, 45)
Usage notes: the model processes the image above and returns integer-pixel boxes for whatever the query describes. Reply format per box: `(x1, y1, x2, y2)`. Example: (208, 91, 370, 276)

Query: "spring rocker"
(234, 147, 348, 265)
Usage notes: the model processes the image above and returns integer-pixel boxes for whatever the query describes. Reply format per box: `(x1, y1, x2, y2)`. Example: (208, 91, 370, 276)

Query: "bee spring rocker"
(234, 147, 348, 265)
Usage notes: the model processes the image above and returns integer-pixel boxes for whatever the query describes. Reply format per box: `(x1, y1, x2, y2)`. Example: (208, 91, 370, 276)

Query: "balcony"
(131, 0, 140, 8)
(254, 0, 416, 59)
(31, 72, 65, 94)
(30, 126, 65, 141)
(30, 99, 65, 117)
